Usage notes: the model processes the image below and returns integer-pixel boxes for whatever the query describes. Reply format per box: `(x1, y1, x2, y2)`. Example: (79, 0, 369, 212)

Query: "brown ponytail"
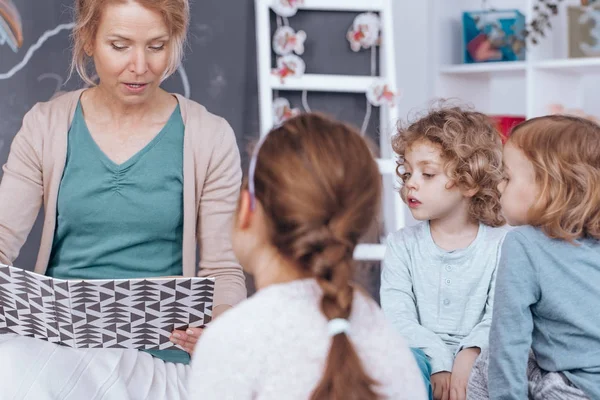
(309, 236, 380, 400)
(252, 113, 382, 400)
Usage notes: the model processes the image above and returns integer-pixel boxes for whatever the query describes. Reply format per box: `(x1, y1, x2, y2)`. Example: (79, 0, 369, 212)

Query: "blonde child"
(187, 114, 427, 399)
(380, 106, 508, 400)
(467, 115, 600, 400)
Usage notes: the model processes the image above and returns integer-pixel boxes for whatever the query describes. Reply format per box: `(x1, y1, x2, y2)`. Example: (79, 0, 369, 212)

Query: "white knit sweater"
(188, 278, 427, 400)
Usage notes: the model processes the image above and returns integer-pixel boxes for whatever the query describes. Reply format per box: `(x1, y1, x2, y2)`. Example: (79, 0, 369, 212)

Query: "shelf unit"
(431, 0, 600, 120)
(254, 0, 403, 261)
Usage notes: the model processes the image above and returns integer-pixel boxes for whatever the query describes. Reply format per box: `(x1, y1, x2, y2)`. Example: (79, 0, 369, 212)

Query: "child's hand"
(449, 347, 481, 400)
(431, 371, 451, 400)
(170, 327, 204, 355)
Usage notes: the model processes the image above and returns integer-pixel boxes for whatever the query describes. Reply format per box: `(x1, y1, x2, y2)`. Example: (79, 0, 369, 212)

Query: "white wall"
(391, 0, 433, 227)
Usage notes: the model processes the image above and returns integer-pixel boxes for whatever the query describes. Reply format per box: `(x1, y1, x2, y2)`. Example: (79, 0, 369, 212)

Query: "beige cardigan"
(0, 89, 247, 308)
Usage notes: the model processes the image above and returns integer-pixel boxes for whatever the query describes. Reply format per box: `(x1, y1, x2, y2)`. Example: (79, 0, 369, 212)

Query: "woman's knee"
(0, 334, 54, 376)
(0, 333, 27, 362)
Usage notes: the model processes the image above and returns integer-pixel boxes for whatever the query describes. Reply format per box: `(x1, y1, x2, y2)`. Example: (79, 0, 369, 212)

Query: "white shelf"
(439, 61, 526, 77)
(376, 158, 396, 174)
(429, 1, 600, 119)
(270, 74, 378, 93)
(299, 0, 385, 12)
(353, 244, 385, 261)
(257, 0, 405, 255)
(533, 58, 600, 74)
(439, 58, 600, 76)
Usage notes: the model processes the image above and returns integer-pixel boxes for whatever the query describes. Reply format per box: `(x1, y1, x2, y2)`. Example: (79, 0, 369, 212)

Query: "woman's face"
(90, 1, 172, 106)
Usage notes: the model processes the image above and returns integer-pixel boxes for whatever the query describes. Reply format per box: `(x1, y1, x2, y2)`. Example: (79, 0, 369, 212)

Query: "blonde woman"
(0, 0, 246, 398)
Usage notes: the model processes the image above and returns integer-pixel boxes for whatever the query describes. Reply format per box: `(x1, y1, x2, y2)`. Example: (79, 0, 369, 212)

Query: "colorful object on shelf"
(581, 0, 599, 5)
(347, 12, 381, 52)
(547, 104, 600, 125)
(568, 5, 600, 58)
(272, 97, 301, 126)
(462, 9, 526, 63)
(271, 54, 305, 83)
(366, 79, 397, 107)
(0, 0, 23, 52)
(489, 115, 526, 144)
(273, 26, 306, 56)
(271, 0, 304, 18)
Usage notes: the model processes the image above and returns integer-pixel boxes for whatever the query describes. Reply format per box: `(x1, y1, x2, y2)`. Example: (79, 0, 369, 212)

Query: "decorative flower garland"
(478, 0, 599, 46)
(269, 0, 399, 134)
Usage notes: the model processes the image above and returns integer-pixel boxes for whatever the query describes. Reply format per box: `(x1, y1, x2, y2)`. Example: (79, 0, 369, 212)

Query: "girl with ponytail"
(187, 113, 427, 399)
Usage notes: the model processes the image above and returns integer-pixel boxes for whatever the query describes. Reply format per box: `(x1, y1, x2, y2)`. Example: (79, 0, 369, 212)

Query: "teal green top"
(47, 101, 190, 364)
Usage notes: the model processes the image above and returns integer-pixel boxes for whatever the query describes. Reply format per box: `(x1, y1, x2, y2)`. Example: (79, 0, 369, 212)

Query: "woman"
(0, 0, 246, 398)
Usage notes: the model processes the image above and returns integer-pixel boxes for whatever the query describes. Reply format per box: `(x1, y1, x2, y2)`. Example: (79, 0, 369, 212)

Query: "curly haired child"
(381, 105, 508, 400)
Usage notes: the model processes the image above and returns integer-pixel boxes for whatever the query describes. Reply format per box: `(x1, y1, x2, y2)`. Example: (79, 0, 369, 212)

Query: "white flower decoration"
(271, 54, 306, 83)
(271, 0, 304, 17)
(366, 79, 398, 107)
(347, 13, 381, 52)
(273, 26, 307, 56)
(273, 97, 300, 126)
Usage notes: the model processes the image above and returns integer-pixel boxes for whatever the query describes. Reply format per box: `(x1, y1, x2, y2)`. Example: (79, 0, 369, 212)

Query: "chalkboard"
(1, 1, 383, 300)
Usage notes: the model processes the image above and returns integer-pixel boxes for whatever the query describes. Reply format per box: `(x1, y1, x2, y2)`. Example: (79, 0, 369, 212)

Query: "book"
(463, 9, 526, 64)
(0, 264, 214, 350)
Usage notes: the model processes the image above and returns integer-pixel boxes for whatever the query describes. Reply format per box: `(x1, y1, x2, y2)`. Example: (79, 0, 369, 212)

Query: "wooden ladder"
(254, 0, 405, 261)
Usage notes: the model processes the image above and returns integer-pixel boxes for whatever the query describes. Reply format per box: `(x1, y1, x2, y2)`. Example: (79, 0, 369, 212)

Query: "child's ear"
(445, 181, 457, 191)
(237, 190, 252, 230)
(463, 187, 479, 198)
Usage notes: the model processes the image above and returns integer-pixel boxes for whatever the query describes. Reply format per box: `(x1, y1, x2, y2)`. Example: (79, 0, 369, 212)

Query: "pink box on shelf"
(489, 115, 526, 144)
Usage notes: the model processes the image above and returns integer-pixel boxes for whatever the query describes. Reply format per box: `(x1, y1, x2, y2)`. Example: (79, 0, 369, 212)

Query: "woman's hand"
(170, 327, 204, 355)
(170, 305, 232, 355)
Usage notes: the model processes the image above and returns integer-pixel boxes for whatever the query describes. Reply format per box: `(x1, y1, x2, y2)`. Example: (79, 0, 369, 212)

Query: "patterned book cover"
(0, 264, 214, 350)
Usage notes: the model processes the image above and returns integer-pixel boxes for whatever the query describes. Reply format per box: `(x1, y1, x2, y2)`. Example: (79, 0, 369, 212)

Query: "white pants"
(0, 333, 190, 400)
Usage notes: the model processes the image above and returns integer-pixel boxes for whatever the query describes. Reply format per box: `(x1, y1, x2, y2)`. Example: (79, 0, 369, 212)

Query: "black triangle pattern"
(0, 265, 214, 350)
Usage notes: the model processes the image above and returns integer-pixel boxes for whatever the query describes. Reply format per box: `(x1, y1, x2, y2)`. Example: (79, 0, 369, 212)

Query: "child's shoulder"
(389, 222, 508, 244)
(502, 225, 547, 245)
(200, 287, 277, 343)
(201, 279, 323, 343)
(388, 222, 428, 245)
(483, 223, 511, 244)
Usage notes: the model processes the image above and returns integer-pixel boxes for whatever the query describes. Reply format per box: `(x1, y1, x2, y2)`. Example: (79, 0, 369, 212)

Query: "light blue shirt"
(380, 221, 507, 373)
(489, 226, 600, 399)
(47, 101, 189, 364)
